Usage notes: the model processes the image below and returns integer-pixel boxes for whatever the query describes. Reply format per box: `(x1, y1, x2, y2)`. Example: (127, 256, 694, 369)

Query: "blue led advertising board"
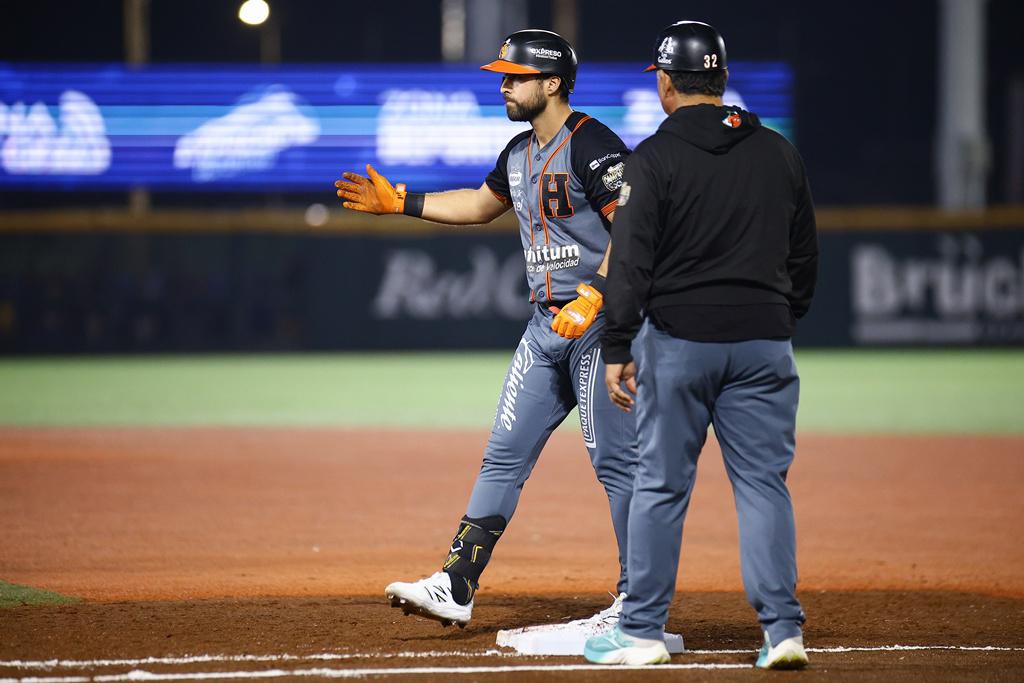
(0, 63, 792, 191)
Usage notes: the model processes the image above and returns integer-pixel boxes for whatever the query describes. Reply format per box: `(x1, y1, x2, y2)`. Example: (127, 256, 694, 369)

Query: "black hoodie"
(602, 104, 818, 363)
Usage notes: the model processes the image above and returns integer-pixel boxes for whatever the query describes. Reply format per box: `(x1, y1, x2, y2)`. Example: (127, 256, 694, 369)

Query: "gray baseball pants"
(619, 323, 805, 645)
(466, 304, 639, 593)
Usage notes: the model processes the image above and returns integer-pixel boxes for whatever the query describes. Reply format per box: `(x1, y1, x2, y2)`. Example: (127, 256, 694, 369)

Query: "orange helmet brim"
(480, 60, 543, 75)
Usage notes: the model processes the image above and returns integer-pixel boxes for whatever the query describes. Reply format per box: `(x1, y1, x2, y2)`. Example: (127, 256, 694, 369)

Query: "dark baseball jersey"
(485, 111, 630, 303)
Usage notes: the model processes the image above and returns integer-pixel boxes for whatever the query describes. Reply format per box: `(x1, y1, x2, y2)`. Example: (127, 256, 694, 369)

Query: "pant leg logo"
(498, 338, 535, 432)
(577, 348, 599, 448)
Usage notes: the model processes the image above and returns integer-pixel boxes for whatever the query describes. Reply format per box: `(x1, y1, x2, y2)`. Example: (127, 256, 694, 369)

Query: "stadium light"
(239, 0, 270, 26)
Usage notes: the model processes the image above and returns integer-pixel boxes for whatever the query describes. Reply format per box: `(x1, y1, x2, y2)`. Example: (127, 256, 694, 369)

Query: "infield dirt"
(1, 427, 1023, 680)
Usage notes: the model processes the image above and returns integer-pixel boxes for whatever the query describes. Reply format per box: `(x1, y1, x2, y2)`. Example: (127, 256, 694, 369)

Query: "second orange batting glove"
(335, 164, 408, 214)
(551, 280, 604, 339)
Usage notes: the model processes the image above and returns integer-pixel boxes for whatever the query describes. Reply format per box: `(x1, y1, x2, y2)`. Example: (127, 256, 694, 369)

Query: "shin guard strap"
(442, 515, 506, 584)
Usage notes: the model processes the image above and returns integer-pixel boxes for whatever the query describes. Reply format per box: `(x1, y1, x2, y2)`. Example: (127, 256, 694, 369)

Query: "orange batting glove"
(550, 282, 604, 339)
(334, 164, 407, 214)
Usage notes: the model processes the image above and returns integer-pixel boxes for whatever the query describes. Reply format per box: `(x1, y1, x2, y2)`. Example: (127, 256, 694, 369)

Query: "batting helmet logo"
(657, 37, 676, 65)
(498, 39, 510, 60)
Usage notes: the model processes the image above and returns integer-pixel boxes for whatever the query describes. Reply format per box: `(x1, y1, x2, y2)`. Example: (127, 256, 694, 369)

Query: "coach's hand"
(335, 164, 407, 214)
(550, 282, 603, 339)
(605, 361, 637, 412)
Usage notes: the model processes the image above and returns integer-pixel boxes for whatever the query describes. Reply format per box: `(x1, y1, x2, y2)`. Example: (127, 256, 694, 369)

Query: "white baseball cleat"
(755, 632, 809, 669)
(496, 593, 684, 656)
(384, 571, 472, 628)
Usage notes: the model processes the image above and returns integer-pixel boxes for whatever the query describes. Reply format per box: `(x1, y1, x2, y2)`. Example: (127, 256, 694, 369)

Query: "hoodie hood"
(657, 103, 760, 154)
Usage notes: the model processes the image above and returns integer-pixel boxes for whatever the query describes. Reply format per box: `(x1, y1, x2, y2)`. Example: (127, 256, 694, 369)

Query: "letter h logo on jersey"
(542, 173, 574, 218)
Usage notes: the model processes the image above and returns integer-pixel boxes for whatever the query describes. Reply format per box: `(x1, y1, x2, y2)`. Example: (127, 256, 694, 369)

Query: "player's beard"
(505, 89, 547, 122)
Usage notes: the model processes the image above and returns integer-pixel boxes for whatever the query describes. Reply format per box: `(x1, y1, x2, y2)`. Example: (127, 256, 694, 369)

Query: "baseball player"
(584, 21, 818, 668)
(334, 30, 681, 649)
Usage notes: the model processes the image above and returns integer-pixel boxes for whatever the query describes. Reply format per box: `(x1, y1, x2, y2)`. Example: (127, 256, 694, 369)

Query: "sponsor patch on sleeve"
(589, 152, 622, 173)
(602, 162, 625, 192)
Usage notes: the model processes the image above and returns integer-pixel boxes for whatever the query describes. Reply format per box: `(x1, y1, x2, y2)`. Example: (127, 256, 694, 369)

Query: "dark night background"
(2, 1, 1023, 353)
(3, 0, 1023, 206)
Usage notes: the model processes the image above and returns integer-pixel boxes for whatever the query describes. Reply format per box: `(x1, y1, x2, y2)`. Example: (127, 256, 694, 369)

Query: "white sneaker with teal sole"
(583, 625, 671, 665)
(755, 632, 809, 669)
(496, 593, 684, 656)
(575, 594, 684, 654)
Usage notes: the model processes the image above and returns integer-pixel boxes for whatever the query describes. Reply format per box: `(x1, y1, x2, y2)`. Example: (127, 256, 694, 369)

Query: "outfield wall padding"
(1, 228, 1021, 352)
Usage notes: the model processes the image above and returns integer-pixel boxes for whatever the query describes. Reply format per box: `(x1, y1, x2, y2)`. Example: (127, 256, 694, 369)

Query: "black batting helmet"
(480, 29, 578, 93)
(644, 21, 727, 73)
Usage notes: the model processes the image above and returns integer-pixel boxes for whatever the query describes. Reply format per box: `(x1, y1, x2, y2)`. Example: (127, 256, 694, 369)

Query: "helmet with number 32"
(644, 20, 727, 73)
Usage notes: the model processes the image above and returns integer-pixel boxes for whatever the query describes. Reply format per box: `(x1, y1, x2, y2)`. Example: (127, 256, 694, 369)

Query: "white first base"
(496, 621, 685, 656)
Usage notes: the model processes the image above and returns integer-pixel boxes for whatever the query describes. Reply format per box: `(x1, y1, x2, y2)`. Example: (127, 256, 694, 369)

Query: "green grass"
(0, 350, 1021, 434)
(0, 354, 502, 429)
(794, 350, 1024, 434)
(0, 581, 79, 608)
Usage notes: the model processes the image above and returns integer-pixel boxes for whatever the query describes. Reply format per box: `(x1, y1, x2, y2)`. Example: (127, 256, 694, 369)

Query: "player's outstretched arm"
(335, 165, 507, 226)
(421, 184, 509, 225)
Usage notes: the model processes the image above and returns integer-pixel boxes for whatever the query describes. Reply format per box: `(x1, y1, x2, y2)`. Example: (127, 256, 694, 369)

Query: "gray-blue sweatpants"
(619, 323, 805, 645)
(466, 304, 639, 593)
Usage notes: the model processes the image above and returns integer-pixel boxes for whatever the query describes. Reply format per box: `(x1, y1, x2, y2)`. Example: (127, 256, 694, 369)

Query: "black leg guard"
(442, 515, 506, 602)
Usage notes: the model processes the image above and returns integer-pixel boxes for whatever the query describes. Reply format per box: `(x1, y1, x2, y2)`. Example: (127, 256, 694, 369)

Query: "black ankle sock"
(445, 570, 475, 605)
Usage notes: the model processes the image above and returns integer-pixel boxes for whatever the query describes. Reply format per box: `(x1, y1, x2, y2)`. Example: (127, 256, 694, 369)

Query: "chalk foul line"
(0, 652, 513, 672)
(0, 643, 1020, 681)
(4, 644, 1024, 671)
(1, 663, 751, 683)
